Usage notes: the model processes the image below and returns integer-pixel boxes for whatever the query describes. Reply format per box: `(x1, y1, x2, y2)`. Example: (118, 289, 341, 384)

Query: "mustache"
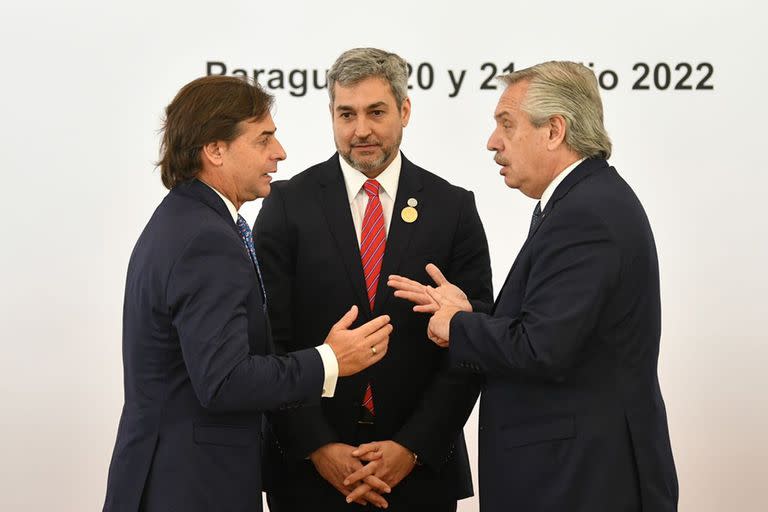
(351, 137, 382, 146)
(494, 154, 509, 166)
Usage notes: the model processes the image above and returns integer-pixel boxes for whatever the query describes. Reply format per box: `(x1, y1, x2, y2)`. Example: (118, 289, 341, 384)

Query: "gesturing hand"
(309, 442, 390, 508)
(388, 264, 472, 314)
(343, 441, 417, 504)
(324, 305, 392, 377)
(421, 286, 462, 348)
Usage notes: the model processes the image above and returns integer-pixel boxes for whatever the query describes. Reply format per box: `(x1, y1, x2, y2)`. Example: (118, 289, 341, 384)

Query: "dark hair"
(158, 75, 274, 189)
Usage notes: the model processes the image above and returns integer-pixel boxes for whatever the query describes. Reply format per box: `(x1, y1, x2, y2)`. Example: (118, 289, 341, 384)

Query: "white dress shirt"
(339, 152, 402, 244)
(203, 182, 339, 397)
(539, 158, 585, 211)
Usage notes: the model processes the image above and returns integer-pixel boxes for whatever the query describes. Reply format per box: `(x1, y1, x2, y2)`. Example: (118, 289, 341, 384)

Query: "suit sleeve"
(254, 186, 339, 458)
(393, 190, 493, 469)
(449, 206, 620, 379)
(166, 225, 324, 413)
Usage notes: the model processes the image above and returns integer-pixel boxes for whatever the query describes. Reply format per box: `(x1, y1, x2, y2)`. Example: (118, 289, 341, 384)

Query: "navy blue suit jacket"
(254, 154, 493, 508)
(450, 159, 679, 511)
(103, 179, 325, 512)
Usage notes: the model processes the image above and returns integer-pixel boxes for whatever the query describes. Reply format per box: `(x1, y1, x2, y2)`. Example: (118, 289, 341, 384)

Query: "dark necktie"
(359, 179, 386, 416)
(236, 214, 267, 307)
(528, 202, 542, 237)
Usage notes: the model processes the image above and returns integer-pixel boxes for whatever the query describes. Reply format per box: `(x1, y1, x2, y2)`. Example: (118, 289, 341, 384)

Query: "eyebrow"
(494, 111, 510, 121)
(335, 101, 388, 112)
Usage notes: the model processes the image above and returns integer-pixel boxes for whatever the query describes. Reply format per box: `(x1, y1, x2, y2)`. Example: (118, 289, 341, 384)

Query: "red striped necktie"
(360, 179, 386, 415)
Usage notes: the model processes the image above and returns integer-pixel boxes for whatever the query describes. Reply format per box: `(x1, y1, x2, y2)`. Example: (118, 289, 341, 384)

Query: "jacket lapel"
(374, 154, 424, 313)
(492, 158, 608, 312)
(316, 155, 371, 315)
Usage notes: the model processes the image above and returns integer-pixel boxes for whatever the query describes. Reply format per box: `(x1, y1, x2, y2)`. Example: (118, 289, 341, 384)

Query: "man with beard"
(254, 48, 493, 511)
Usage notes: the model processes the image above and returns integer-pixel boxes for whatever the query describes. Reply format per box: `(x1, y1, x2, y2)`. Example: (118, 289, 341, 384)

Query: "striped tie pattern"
(360, 179, 386, 415)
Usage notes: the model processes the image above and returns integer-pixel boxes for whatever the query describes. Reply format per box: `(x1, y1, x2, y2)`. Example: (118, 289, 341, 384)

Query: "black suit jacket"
(103, 179, 325, 512)
(254, 153, 493, 506)
(451, 158, 678, 512)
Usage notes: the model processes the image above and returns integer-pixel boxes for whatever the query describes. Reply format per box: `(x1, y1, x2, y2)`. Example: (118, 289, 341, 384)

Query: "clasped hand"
(310, 440, 417, 509)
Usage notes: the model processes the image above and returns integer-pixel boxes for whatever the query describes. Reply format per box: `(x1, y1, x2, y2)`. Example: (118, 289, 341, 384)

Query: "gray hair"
(327, 48, 409, 108)
(499, 61, 612, 159)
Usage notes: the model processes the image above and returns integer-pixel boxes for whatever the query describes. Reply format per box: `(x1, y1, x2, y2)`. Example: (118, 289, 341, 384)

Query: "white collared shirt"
(339, 152, 402, 245)
(202, 181, 339, 397)
(540, 158, 586, 211)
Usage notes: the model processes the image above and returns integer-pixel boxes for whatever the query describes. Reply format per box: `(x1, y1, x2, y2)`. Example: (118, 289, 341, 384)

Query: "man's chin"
(347, 155, 386, 174)
(254, 183, 271, 199)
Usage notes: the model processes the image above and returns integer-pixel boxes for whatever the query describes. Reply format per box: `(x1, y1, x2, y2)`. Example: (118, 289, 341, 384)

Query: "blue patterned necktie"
(528, 202, 542, 237)
(236, 214, 267, 307)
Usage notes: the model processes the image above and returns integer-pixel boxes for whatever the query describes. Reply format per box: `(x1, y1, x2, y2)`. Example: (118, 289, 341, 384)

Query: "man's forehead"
(243, 114, 276, 133)
(495, 83, 526, 116)
(333, 77, 397, 107)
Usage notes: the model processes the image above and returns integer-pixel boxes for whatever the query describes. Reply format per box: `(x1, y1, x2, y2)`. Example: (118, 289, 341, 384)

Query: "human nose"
(273, 137, 287, 161)
(487, 127, 502, 152)
(353, 117, 372, 139)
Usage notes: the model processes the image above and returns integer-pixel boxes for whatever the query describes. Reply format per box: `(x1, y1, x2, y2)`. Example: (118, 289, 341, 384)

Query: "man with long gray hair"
(255, 48, 492, 511)
(390, 61, 679, 511)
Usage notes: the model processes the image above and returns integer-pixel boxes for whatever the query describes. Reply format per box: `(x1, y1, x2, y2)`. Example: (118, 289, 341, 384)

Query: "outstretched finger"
(393, 289, 431, 305)
(413, 302, 439, 314)
(365, 323, 393, 347)
(331, 305, 358, 331)
(425, 286, 446, 306)
(387, 274, 425, 292)
(356, 314, 391, 337)
(426, 263, 448, 286)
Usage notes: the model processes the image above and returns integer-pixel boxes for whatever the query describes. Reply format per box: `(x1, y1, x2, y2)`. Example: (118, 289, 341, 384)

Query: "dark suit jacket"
(254, 153, 493, 507)
(450, 158, 678, 512)
(103, 179, 325, 512)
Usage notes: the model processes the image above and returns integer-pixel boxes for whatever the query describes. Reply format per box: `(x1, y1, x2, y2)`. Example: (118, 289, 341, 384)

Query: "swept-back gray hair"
(327, 48, 409, 108)
(499, 61, 612, 159)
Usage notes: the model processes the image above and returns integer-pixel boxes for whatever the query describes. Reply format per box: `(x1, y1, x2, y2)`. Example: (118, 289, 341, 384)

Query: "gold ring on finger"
(371, 346, 377, 355)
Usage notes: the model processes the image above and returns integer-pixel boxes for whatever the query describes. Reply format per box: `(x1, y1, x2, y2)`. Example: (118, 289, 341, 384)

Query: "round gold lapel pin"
(401, 206, 418, 223)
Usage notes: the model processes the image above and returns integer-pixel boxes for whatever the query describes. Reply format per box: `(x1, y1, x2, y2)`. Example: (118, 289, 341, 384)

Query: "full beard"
(339, 134, 401, 175)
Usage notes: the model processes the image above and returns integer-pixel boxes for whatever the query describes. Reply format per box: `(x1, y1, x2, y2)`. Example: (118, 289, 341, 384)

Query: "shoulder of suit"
(404, 159, 473, 197)
(156, 191, 239, 244)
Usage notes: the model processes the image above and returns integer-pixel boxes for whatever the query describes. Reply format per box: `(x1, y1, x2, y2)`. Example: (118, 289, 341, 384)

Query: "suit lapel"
(316, 155, 370, 315)
(492, 158, 608, 312)
(374, 155, 424, 313)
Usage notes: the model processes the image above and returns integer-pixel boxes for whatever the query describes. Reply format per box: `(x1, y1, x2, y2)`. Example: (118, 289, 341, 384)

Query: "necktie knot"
(363, 179, 381, 198)
(236, 214, 249, 234)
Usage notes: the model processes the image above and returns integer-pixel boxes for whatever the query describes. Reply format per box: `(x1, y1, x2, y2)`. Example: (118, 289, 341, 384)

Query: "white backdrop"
(1, 1, 767, 510)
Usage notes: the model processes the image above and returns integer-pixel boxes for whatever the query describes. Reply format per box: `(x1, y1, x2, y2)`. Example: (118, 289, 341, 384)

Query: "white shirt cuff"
(315, 344, 339, 397)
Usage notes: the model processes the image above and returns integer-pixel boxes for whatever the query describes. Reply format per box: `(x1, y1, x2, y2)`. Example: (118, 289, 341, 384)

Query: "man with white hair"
(390, 61, 679, 511)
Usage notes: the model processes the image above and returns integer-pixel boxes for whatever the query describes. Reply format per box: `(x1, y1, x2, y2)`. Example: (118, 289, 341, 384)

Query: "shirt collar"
(200, 180, 238, 223)
(339, 151, 402, 204)
(540, 158, 585, 211)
